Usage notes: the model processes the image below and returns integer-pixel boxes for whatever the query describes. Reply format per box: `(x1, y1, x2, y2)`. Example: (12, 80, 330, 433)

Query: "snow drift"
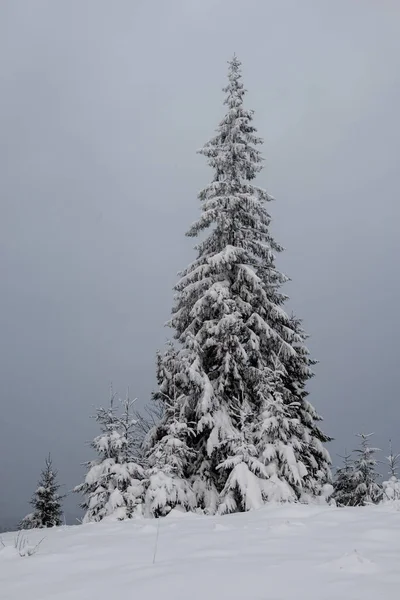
(1, 504, 400, 599)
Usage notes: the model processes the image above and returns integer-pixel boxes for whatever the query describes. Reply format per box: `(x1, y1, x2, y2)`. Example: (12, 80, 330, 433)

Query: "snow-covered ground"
(1, 504, 400, 599)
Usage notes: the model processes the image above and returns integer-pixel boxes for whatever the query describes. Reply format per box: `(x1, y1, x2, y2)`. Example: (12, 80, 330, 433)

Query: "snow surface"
(1, 504, 400, 599)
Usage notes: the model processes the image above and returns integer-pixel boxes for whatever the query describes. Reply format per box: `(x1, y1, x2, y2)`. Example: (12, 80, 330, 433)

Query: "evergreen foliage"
(20, 455, 64, 529)
(145, 347, 196, 516)
(283, 316, 332, 499)
(145, 55, 331, 514)
(333, 451, 357, 507)
(254, 353, 308, 504)
(350, 433, 382, 506)
(382, 441, 400, 502)
(75, 390, 144, 522)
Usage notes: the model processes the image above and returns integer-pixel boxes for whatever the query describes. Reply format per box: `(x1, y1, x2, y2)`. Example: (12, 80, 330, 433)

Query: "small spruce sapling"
(382, 440, 400, 502)
(19, 455, 64, 529)
(75, 389, 144, 522)
(351, 433, 383, 506)
(333, 450, 356, 507)
(217, 404, 266, 514)
(255, 353, 306, 503)
(145, 370, 196, 517)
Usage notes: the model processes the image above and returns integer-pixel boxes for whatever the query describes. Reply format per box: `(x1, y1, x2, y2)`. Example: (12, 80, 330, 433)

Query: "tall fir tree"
(75, 390, 144, 522)
(146, 55, 331, 514)
(20, 455, 64, 529)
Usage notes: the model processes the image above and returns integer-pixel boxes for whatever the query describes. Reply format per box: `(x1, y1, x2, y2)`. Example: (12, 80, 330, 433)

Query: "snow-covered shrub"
(14, 531, 45, 557)
(0, 533, 46, 557)
(383, 477, 400, 502)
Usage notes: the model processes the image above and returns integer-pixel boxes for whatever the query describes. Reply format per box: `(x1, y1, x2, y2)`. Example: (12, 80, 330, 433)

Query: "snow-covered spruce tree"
(382, 441, 400, 502)
(144, 345, 197, 517)
(333, 451, 357, 507)
(19, 455, 64, 529)
(147, 55, 331, 514)
(350, 433, 383, 506)
(250, 352, 309, 505)
(75, 391, 144, 522)
(217, 400, 266, 514)
(283, 316, 332, 499)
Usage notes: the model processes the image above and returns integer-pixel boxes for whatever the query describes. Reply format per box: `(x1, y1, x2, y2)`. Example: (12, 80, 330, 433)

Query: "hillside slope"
(1, 504, 400, 599)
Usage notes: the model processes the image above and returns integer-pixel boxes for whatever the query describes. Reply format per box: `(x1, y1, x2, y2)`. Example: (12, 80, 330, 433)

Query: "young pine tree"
(350, 433, 383, 506)
(253, 352, 309, 504)
(382, 441, 400, 502)
(147, 55, 331, 514)
(333, 451, 357, 507)
(20, 455, 64, 529)
(75, 391, 144, 522)
(144, 346, 197, 517)
(217, 401, 267, 514)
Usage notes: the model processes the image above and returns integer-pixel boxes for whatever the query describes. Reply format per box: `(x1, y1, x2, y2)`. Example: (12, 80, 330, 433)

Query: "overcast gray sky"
(1, 0, 400, 526)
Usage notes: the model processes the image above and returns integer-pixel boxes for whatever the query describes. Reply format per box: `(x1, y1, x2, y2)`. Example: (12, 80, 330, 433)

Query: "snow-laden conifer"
(333, 451, 357, 507)
(350, 433, 382, 506)
(217, 403, 267, 514)
(144, 345, 197, 516)
(382, 441, 400, 502)
(147, 55, 331, 513)
(282, 316, 332, 498)
(20, 455, 64, 529)
(75, 391, 144, 522)
(253, 353, 308, 503)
